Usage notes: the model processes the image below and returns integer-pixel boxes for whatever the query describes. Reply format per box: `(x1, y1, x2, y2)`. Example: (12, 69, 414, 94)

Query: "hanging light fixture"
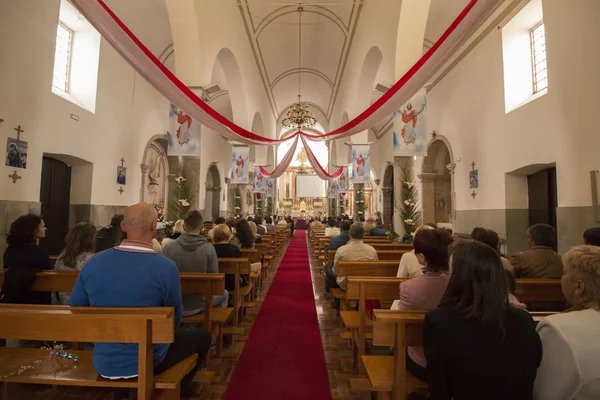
(281, 5, 317, 131)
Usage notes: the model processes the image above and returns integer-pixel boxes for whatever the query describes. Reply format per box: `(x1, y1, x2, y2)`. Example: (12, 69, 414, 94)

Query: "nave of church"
(1, 0, 600, 399)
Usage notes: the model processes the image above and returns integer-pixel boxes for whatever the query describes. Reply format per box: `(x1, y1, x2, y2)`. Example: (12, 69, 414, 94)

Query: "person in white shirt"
(397, 225, 433, 278)
(325, 217, 340, 237)
(534, 245, 600, 400)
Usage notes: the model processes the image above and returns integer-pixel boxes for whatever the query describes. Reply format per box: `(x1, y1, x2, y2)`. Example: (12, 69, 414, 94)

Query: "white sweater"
(534, 308, 600, 400)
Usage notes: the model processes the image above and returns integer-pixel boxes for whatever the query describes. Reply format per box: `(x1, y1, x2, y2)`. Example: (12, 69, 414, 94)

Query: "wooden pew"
(0, 271, 233, 358)
(0, 306, 193, 400)
(218, 258, 251, 326)
(362, 309, 558, 400)
(328, 249, 409, 262)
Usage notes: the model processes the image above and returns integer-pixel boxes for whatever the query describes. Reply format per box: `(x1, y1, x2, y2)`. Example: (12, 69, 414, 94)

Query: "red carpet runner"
(224, 230, 331, 400)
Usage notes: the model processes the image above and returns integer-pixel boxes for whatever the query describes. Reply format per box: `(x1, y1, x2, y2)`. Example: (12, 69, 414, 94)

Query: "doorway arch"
(382, 164, 394, 226)
(420, 137, 454, 226)
(204, 163, 221, 222)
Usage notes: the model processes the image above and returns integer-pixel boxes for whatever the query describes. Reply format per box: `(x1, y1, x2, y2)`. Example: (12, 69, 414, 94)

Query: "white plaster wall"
(0, 0, 172, 206)
(424, 0, 600, 211)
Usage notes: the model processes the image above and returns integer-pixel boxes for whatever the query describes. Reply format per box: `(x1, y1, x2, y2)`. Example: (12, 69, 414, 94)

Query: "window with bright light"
(530, 22, 547, 93)
(52, 23, 73, 93)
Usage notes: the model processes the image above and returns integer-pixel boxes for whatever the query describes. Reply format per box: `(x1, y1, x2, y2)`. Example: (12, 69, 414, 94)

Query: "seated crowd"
(316, 217, 600, 399)
(1, 204, 293, 398)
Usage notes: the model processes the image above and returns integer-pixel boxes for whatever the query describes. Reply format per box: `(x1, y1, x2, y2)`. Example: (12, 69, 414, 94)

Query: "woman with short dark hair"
(424, 240, 542, 400)
(396, 228, 453, 381)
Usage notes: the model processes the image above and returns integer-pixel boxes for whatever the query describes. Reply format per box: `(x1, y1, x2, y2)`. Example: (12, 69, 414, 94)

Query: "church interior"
(1, 0, 599, 399)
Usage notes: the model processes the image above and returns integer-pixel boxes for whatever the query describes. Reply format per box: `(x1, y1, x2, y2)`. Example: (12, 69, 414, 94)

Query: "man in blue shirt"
(70, 202, 211, 398)
(369, 218, 390, 237)
(324, 220, 351, 297)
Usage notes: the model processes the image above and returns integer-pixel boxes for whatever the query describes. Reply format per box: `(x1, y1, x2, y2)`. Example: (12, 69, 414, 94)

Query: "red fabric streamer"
(300, 135, 344, 180)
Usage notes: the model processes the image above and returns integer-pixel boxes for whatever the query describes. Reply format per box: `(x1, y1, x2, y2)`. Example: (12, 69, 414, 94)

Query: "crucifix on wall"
(469, 161, 478, 199)
(5, 124, 28, 170)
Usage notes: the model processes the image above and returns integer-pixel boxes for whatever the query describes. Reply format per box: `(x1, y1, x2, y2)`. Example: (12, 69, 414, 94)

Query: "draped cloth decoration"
(70, 0, 500, 144)
(300, 135, 344, 180)
(258, 135, 300, 179)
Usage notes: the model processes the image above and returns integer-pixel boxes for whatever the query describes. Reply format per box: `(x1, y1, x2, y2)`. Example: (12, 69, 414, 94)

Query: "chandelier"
(281, 5, 317, 131)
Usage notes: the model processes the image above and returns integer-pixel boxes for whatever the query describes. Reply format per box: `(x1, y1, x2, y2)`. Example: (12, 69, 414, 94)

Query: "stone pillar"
(446, 163, 456, 229)
(418, 172, 436, 225)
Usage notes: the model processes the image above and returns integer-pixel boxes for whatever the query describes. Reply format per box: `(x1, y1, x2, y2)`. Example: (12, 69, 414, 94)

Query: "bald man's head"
(122, 202, 157, 243)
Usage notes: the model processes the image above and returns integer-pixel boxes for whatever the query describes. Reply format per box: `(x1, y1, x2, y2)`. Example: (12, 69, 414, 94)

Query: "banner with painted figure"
(328, 180, 339, 199)
(351, 145, 371, 183)
(338, 166, 349, 193)
(253, 167, 266, 193)
(167, 104, 201, 156)
(266, 179, 276, 197)
(231, 147, 250, 184)
(392, 89, 428, 156)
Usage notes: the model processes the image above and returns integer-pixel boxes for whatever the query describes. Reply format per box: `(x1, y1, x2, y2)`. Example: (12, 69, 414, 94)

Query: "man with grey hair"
(332, 222, 378, 291)
(510, 223, 563, 279)
(70, 202, 211, 398)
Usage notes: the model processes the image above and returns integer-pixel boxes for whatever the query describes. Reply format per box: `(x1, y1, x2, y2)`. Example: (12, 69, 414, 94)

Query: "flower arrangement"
(168, 173, 194, 222)
(397, 163, 421, 243)
(354, 184, 367, 217)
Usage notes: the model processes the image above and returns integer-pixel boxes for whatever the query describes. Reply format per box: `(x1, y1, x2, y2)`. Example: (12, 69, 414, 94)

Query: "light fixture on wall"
(281, 5, 317, 131)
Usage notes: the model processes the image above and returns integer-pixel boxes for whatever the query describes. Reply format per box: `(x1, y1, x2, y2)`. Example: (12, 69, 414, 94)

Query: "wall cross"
(14, 125, 24, 140)
(9, 170, 21, 184)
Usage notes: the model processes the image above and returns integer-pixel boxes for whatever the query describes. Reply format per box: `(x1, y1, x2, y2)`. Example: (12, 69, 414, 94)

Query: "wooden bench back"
(370, 244, 413, 251)
(329, 249, 409, 262)
(240, 249, 260, 263)
(0, 306, 174, 399)
(218, 258, 250, 325)
(515, 278, 564, 302)
(345, 277, 406, 301)
(337, 261, 400, 279)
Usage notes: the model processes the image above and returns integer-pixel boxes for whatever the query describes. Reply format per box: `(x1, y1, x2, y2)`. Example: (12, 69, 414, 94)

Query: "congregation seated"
(309, 218, 322, 228)
(369, 217, 390, 237)
(510, 223, 563, 278)
(277, 216, 288, 226)
(254, 216, 267, 235)
(471, 226, 512, 271)
(423, 240, 542, 400)
(396, 225, 433, 278)
(331, 223, 378, 291)
(248, 221, 263, 244)
(265, 216, 276, 232)
(534, 245, 600, 399)
(94, 213, 124, 252)
(395, 228, 453, 382)
(162, 210, 228, 315)
(69, 202, 211, 398)
(325, 217, 340, 237)
(324, 221, 351, 295)
(2, 213, 51, 305)
(53, 222, 96, 305)
(161, 218, 184, 248)
(583, 227, 600, 246)
(363, 216, 376, 235)
(230, 219, 256, 249)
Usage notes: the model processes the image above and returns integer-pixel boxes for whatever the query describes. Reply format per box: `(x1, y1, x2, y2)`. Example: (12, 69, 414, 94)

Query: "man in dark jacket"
(369, 218, 390, 237)
(162, 210, 228, 316)
(94, 214, 124, 252)
(324, 220, 351, 296)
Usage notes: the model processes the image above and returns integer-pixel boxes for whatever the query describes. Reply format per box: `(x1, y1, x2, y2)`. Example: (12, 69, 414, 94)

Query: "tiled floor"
(11, 234, 363, 400)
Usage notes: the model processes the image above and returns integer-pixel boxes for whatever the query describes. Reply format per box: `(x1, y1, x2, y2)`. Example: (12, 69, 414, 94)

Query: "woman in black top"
(423, 240, 542, 400)
(2, 214, 52, 304)
(212, 224, 243, 292)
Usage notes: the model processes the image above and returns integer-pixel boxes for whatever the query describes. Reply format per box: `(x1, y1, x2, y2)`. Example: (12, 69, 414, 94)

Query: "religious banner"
(351, 145, 371, 183)
(338, 166, 349, 193)
(266, 179, 276, 197)
(393, 89, 428, 156)
(167, 104, 201, 156)
(253, 167, 266, 193)
(328, 180, 339, 199)
(230, 146, 250, 184)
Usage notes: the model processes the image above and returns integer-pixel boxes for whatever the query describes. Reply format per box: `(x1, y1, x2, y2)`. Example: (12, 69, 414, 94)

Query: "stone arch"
(354, 47, 384, 114)
(420, 136, 455, 226)
(141, 134, 169, 208)
(204, 163, 221, 222)
(212, 48, 248, 126)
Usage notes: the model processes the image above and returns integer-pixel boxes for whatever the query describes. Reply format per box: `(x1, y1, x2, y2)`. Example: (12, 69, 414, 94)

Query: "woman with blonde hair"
(54, 222, 97, 304)
(534, 245, 600, 399)
(247, 221, 263, 244)
(161, 219, 184, 248)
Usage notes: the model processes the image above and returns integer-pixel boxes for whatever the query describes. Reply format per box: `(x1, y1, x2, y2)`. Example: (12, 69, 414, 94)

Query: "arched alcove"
(354, 47, 384, 113)
(204, 163, 221, 222)
(382, 164, 394, 225)
(420, 136, 455, 225)
(141, 134, 169, 209)
(213, 48, 248, 126)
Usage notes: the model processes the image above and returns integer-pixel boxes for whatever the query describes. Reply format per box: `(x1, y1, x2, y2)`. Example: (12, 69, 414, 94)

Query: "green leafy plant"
(397, 163, 421, 243)
(233, 189, 242, 218)
(168, 174, 194, 222)
(354, 184, 367, 218)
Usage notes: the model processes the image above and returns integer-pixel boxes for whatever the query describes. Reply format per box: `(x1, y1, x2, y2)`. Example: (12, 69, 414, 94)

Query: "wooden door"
(39, 157, 71, 256)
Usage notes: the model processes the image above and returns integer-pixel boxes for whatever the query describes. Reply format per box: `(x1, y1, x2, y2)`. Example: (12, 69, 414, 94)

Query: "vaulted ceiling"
(237, 0, 362, 122)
